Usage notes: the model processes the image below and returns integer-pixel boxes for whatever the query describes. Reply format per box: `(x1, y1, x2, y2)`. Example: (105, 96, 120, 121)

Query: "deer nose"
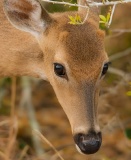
(74, 131, 102, 154)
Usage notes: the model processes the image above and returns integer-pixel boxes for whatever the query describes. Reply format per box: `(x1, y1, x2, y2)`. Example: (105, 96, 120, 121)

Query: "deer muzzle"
(74, 131, 102, 154)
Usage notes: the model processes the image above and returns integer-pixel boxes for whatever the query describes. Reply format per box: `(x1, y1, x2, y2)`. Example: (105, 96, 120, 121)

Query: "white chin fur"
(75, 144, 85, 155)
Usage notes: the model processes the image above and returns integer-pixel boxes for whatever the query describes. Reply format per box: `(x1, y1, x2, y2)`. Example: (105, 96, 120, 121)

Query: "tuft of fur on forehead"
(54, 12, 105, 64)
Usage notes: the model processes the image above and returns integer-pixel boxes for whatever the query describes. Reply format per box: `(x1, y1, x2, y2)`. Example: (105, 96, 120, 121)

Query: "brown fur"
(1, 0, 108, 153)
(0, 0, 44, 77)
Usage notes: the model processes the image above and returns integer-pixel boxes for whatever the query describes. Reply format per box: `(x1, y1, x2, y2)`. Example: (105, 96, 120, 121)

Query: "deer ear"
(3, 0, 52, 37)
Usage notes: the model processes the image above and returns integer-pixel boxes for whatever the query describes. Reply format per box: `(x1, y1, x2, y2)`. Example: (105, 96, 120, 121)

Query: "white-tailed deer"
(1, 0, 109, 154)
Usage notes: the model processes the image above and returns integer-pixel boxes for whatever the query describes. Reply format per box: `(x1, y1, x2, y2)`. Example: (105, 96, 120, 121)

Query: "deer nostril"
(74, 131, 102, 154)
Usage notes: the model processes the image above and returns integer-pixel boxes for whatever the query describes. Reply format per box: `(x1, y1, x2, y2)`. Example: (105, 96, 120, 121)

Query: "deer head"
(3, 0, 109, 154)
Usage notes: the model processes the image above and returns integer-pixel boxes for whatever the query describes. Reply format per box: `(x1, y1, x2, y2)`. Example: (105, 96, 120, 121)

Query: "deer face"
(38, 15, 109, 154)
(4, 0, 109, 154)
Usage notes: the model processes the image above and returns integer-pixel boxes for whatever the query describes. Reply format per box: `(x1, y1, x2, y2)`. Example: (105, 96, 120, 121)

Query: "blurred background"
(0, 1, 131, 160)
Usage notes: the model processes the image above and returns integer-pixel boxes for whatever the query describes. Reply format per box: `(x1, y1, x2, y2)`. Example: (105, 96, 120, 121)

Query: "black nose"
(74, 131, 102, 154)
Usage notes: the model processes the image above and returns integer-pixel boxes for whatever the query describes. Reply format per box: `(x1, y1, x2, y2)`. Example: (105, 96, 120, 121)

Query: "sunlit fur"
(1, 0, 108, 154)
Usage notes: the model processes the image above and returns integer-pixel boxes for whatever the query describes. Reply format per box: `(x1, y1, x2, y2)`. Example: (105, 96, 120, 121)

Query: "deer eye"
(101, 62, 109, 76)
(54, 63, 66, 77)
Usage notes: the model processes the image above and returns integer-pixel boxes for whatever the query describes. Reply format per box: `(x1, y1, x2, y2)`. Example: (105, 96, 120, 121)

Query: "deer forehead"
(59, 26, 106, 62)
(41, 13, 107, 77)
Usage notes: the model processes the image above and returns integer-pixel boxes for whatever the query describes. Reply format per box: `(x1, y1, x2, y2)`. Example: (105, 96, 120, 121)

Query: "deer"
(0, 0, 109, 155)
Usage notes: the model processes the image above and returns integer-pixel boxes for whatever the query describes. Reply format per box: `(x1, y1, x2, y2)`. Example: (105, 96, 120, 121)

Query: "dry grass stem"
(0, 150, 10, 160)
(41, 0, 131, 7)
(82, 7, 90, 24)
(107, 4, 116, 28)
(109, 47, 131, 61)
(0, 120, 10, 127)
(18, 145, 29, 160)
(50, 151, 64, 160)
(20, 77, 44, 156)
(108, 67, 126, 77)
(33, 130, 65, 160)
(6, 77, 18, 159)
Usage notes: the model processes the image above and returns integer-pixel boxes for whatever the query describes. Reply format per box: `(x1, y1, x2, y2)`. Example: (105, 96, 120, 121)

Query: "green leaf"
(68, 21, 75, 25)
(68, 14, 82, 25)
(106, 13, 111, 22)
(99, 21, 106, 24)
(99, 15, 107, 22)
(126, 91, 131, 96)
(76, 15, 82, 23)
(68, 16, 74, 21)
(125, 128, 131, 139)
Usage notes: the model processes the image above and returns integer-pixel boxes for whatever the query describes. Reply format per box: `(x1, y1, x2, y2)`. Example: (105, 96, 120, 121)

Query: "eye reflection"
(101, 62, 111, 77)
(54, 63, 66, 78)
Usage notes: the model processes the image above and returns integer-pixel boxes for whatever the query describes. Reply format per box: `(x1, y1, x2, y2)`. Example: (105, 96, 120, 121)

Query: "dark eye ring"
(54, 63, 66, 78)
(101, 62, 110, 76)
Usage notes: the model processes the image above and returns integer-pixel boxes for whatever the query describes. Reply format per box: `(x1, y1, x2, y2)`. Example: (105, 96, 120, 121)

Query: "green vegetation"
(125, 128, 131, 139)
(68, 14, 82, 25)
